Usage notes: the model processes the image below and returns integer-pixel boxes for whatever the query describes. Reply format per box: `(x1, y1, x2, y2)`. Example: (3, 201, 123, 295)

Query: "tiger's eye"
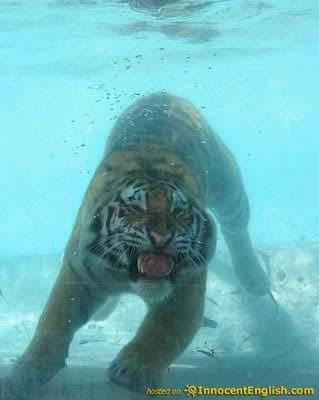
(118, 203, 129, 218)
(128, 204, 144, 213)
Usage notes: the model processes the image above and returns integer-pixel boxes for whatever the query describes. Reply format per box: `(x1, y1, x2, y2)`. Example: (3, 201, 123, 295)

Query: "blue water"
(0, 2, 319, 399)
(1, 0, 318, 256)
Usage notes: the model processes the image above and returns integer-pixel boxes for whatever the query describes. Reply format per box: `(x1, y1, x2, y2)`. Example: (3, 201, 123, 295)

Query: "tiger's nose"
(147, 229, 173, 247)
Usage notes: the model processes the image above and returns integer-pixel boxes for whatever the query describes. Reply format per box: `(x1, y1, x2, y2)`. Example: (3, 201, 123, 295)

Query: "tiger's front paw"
(2, 363, 46, 400)
(0, 377, 28, 400)
(107, 344, 163, 392)
(3, 360, 61, 400)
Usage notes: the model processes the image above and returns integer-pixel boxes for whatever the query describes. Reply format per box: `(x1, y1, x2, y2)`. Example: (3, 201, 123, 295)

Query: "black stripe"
(87, 237, 104, 255)
(115, 194, 123, 203)
(89, 207, 103, 234)
(165, 182, 178, 191)
(132, 182, 145, 191)
(104, 253, 117, 268)
(126, 178, 138, 187)
(106, 205, 115, 227)
(195, 212, 201, 238)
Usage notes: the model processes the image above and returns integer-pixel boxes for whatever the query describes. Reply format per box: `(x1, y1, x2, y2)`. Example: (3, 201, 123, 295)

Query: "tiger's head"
(83, 173, 216, 302)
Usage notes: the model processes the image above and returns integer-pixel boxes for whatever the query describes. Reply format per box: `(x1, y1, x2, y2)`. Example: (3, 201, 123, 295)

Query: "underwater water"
(0, 0, 318, 399)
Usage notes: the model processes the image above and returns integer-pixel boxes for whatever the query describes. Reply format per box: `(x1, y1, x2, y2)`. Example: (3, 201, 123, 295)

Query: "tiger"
(4, 92, 270, 397)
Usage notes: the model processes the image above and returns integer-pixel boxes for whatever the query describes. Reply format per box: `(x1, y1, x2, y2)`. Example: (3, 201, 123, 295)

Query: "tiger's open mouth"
(130, 251, 175, 281)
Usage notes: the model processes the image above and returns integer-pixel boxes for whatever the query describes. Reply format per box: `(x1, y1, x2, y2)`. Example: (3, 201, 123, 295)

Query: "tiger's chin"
(129, 251, 176, 303)
(130, 277, 174, 303)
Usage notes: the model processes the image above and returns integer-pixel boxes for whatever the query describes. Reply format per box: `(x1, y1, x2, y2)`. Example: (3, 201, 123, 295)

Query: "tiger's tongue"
(137, 252, 172, 277)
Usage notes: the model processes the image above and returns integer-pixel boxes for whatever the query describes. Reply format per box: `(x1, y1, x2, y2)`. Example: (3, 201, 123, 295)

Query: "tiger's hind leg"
(4, 260, 109, 398)
(207, 134, 270, 297)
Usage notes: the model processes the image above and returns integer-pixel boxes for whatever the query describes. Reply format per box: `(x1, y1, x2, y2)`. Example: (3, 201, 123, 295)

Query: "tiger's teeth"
(137, 256, 144, 273)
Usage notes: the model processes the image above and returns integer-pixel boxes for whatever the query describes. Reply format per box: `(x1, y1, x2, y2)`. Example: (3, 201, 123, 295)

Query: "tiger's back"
(104, 92, 214, 205)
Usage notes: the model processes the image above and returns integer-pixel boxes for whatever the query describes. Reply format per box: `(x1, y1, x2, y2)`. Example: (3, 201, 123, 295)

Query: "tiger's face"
(85, 177, 216, 302)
